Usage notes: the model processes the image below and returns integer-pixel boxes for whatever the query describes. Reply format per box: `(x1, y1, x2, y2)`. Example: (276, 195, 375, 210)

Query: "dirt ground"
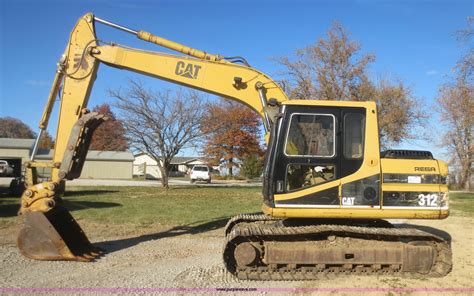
(0, 214, 473, 295)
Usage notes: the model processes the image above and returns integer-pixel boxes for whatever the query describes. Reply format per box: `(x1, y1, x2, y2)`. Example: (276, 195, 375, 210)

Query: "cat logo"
(175, 61, 201, 79)
(342, 197, 355, 206)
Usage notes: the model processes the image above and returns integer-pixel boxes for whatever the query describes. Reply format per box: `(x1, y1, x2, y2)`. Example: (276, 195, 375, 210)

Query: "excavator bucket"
(17, 112, 108, 262)
(17, 206, 103, 261)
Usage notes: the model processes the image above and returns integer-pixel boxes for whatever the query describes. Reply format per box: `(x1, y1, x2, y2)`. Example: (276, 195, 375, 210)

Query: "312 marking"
(418, 194, 438, 206)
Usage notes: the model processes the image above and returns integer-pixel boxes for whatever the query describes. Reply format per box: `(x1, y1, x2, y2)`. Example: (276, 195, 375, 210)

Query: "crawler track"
(224, 214, 280, 236)
(223, 214, 452, 280)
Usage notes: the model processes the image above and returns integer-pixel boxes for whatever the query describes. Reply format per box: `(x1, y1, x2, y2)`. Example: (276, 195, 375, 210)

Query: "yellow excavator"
(17, 13, 452, 279)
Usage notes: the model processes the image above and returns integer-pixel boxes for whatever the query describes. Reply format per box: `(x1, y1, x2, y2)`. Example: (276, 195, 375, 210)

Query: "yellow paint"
(382, 183, 441, 192)
(262, 204, 449, 219)
(51, 13, 100, 182)
(137, 30, 224, 62)
(93, 45, 287, 119)
(283, 100, 375, 108)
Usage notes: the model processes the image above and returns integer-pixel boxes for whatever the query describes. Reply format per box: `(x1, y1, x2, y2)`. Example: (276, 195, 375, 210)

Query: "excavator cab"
(262, 100, 449, 221)
(263, 102, 373, 210)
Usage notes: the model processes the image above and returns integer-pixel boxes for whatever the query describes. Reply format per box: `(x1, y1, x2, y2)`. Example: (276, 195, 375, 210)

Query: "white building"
(133, 153, 210, 179)
(0, 138, 134, 179)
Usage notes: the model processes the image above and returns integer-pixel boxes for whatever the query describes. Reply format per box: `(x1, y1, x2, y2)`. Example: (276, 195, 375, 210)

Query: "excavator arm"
(17, 13, 287, 261)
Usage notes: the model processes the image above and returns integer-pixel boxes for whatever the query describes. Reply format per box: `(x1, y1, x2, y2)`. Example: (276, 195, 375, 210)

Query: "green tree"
(240, 154, 263, 179)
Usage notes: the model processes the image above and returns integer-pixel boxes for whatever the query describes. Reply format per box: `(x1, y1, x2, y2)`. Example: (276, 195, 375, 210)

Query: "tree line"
(115, 17, 474, 190)
(0, 104, 129, 152)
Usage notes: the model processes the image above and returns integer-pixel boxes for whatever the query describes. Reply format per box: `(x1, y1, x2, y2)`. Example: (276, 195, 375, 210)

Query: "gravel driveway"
(1, 214, 473, 295)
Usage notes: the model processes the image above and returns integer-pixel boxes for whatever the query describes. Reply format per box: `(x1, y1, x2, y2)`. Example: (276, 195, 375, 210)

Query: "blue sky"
(0, 0, 472, 158)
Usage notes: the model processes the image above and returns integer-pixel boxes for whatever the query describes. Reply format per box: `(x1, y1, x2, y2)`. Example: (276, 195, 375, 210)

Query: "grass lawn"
(1, 188, 472, 227)
(0, 186, 263, 226)
(449, 191, 474, 215)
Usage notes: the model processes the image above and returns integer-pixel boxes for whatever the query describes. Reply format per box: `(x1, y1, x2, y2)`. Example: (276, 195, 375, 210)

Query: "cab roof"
(282, 100, 376, 109)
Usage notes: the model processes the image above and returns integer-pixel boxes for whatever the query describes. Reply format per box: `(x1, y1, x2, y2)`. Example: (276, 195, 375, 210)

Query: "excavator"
(17, 13, 452, 280)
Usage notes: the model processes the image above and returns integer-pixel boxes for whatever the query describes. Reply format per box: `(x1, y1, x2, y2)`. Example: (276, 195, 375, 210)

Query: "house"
(133, 153, 210, 179)
(0, 138, 134, 179)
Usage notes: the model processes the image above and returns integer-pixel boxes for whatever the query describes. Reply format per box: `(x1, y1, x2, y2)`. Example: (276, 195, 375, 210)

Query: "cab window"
(343, 113, 365, 159)
(285, 114, 335, 157)
(287, 164, 335, 191)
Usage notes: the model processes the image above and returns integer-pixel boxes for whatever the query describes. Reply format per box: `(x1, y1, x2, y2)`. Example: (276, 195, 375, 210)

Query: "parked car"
(190, 165, 211, 183)
(0, 160, 14, 177)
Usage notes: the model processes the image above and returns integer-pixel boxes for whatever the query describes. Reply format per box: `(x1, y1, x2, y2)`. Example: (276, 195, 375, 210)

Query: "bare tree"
(456, 16, 473, 83)
(437, 17, 474, 190)
(437, 80, 473, 190)
(375, 78, 425, 146)
(276, 22, 375, 101)
(110, 80, 205, 188)
(275, 22, 424, 147)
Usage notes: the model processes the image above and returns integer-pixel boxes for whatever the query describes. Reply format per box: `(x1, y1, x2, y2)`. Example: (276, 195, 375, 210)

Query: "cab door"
(271, 105, 342, 207)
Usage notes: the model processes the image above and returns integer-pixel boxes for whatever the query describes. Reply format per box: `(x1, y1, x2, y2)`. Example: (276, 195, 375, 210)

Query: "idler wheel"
(234, 242, 258, 266)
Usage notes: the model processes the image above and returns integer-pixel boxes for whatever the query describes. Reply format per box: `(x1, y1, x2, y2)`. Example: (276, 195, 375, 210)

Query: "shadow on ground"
(171, 185, 261, 190)
(97, 219, 455, 255)
(0, 202, 20, 217)
(96, 216, 235, 254)
(0, 198, 121, 218)
(62, 200, 121, 212)
(0, 186, 11, 198)
(0, 185, 19, 217)
(64, 190, 120, 197)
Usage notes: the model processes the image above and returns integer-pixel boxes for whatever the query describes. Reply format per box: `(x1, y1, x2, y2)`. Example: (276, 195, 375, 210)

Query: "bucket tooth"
(80, 250, 97, 260)
(17, 206, 101, 261)
(76, 255, 94, 262)
(90, 247, 105, 255)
